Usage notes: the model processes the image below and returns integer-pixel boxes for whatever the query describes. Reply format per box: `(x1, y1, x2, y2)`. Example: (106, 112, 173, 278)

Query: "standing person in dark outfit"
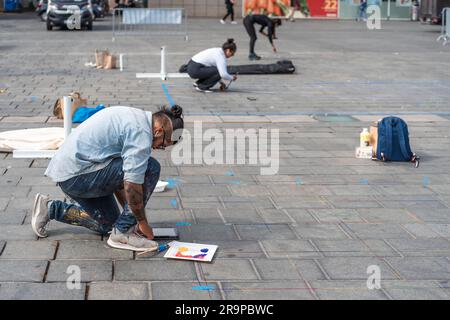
(243, 14, 282, 61)
(187, 39, 238, 93)
(221, 0, 237, 24)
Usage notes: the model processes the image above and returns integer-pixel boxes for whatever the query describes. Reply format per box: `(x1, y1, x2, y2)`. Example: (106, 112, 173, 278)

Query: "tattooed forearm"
(114, 189, 126, 208)
(124, 180, 146, 221)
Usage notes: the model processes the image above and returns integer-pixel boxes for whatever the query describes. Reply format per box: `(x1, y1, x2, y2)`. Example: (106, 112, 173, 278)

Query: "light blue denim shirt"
(45, 106, 153, 185)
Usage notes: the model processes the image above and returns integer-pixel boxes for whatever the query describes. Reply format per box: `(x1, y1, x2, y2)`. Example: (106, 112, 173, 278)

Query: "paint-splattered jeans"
(48, 157, 161, 235)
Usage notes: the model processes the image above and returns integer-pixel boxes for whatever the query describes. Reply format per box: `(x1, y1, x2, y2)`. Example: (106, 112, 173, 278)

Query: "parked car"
(36, 0, 48, 21)
(420, 0, 450, 24)
(46, 0, 94, 31)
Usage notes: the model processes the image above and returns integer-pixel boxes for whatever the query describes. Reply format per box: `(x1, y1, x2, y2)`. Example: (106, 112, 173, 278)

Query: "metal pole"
(387, 0, 391, 20)
(63, 96, 72, 139)
(160, 46, 167, 81)
(120, 53, 123, 71)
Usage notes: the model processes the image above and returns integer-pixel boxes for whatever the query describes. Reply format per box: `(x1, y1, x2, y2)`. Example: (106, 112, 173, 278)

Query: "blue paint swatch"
(422, 177, 430, 185)
(166, 177, 179, 188)
(227, 180, 241, 185)
(359, 178, 369, 185)
(295, 177, 302, 185)
(170, 199, 178, 207)
(176, 222, 192, 227)
(192, 285, 216, 291)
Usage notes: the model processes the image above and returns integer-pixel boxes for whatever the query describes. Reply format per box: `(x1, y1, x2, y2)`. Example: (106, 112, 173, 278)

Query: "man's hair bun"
(170, 105, 183, 118)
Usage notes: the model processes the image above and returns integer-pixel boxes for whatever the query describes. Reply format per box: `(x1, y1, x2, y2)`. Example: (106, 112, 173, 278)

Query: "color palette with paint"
(164, 241, 218, 262)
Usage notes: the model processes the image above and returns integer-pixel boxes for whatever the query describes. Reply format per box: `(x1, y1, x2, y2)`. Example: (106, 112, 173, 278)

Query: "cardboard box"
(370, 126, 378, 157)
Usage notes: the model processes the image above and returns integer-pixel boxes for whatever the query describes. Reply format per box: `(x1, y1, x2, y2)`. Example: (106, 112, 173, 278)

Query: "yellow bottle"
(360, 128, 370, 147)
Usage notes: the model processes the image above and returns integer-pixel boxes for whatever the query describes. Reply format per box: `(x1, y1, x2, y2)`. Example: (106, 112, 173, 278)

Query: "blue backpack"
(376, 116, 419, 167)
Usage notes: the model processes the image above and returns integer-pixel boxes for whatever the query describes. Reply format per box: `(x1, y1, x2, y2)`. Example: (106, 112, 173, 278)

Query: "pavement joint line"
(303, 280, 320, 300)
(248, 259, 263, 281)
(313, 258, 331, 281)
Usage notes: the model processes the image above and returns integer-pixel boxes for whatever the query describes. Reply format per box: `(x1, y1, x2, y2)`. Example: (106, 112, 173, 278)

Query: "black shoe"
(248, 53, 261, 61)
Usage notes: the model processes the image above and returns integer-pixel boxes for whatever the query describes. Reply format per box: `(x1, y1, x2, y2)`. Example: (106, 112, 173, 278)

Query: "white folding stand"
(13, 96, 72, 159)
(136, 46, 189, 81)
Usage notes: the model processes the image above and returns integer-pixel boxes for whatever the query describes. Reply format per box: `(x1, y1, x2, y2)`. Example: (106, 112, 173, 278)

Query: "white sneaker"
(195, 87, 212, 93)
(193, 82, 198, 88)
(231, 21, 237, 24)
(31, 193, 50, 238)
(107, 226, 159, 252)
(220, 19, 226, 24)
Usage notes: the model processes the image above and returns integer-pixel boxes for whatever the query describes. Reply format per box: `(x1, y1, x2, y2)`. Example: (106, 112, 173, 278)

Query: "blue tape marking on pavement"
(422, 177, 430, 186)
(176, 222, 192, 227)
(166, 177, 179, 188)
(162, 83, 175, 107)
(295, 177, 302, 185)
(359, 178, 369, 185)
(192, 285, 216, 291)
(170, 199, 178, 207)
(227, 180, 241, 185)
(30, 96, 37, 102)
(224, 171, 234, 177)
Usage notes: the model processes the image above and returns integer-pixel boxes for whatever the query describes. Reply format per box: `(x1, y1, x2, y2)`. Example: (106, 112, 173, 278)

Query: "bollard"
(63, 96, 72, 140)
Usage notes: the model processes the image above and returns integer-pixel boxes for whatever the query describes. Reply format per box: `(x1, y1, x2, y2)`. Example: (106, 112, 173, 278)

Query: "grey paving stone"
(401, 223, 443, 238)
(428, 224, 450, 237)
(200, 259, 259, 281)
(192, 208, 225, 224)
(88, 282, 149, 300)
(291, 260, 328, 280)
(313, 239, 397, 257)
(274, 196, 331, 209)
(0, 260, 48, 282)
(344, 223, 414, 239)
(151, 282, 222, 300)
(0, 282, 86, 300)
(318, 257, 399, 280)
(0, 209, 27, 224)
(325, 196, 382, 209)
(255, 209, 294, 224)
(180, 185, 231, 197)
(0, 240, 57, 260)
(310, 280, 389, 300)
(218, 208, 265, 224)
(235, 224, 298, 240)
(253, 259, 303, 280)
(43, 224, 102, 241)
(0, 225, 38, 241)
(221, 196, 275, 209)
(229, 185, 271, 197)
(221, 281, 315, 300)
(382, 281, 450, 299)
(46, 260, 113, 282)
(294, 224, 350, 240)
(386, 257, 450, 280)
(213, 240, 265, 259)
(180, 197, 222, 209)
(147, 209, 194, 225)
(178, 224, 238, 241)
(56, 240, 133, 260)
(356, 208, 420, 223)
(284, 209, 317, 223)
(406, 208, 450, 223)
(259, 239, 321, 258)
(309, 209, 364, 223)
(115, 260, 198, 281)
(0, 198, 9, 211)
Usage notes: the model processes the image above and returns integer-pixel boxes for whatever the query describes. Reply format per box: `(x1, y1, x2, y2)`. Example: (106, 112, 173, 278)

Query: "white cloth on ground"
(0, 127, 64, 152)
